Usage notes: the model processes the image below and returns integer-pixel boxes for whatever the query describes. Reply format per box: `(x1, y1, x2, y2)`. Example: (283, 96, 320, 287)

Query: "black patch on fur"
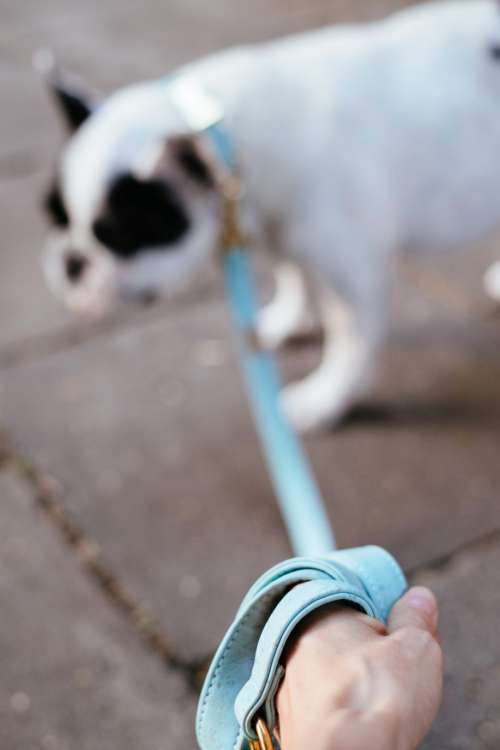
(44, 182, 69, 227)
(175, 140, 214, 187)
(92, 174, 190, 258)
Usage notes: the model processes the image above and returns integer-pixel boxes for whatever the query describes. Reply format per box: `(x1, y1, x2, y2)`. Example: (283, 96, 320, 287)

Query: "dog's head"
(40, 62, 222, 316)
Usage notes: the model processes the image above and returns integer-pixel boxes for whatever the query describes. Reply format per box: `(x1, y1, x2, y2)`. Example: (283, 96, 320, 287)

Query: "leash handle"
(223, 248, 336, 556)
(197, 546, 407, 750)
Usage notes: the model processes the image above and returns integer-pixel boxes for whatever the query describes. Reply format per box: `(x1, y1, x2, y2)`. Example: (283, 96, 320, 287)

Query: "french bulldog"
(41, 0, 500, 432)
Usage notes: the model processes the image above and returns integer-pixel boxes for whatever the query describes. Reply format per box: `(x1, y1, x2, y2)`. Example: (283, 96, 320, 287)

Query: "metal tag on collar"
(168, 75, 224, 131)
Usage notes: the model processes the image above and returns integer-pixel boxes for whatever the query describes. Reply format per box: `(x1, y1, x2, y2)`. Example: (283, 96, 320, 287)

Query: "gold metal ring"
(248, 718, 274, 750)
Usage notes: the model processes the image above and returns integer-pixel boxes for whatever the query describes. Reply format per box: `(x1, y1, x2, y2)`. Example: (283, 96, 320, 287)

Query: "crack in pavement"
(2, 290, 500, 375)
(0, 283, 219, 372)
(0, 317, 143, 371)
(0, 432, 209, 694)
(408, 526, 500, 579)
(2, 425, 499, 705)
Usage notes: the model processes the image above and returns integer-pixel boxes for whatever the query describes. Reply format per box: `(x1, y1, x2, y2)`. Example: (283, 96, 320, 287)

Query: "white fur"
(45, 0, 500, 430)
(256, 262, 314, 349)
(281, 289, 375, 432)
(43, 227, 119, 316)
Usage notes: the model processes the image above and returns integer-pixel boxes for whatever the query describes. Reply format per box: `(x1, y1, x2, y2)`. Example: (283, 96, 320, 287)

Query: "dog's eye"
(44, 184, 69, 227)
(175, 140, 214, 188)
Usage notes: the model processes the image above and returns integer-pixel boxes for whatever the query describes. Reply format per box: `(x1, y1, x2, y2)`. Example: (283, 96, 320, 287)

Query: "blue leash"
(165, 75, 334, 555)
(168, 80, 408, 750)
(208, 124, 336, 557)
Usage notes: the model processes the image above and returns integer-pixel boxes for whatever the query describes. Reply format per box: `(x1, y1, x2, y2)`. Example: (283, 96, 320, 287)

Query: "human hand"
(276, 587, 443, 750)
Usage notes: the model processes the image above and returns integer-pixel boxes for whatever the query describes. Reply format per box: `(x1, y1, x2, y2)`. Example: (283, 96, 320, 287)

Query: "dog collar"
(168, 75, 224, 131)
(167, 75, 248, 253)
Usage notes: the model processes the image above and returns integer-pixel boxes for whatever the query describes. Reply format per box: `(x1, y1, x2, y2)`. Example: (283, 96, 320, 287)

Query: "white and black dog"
(41, 0, 500, 432)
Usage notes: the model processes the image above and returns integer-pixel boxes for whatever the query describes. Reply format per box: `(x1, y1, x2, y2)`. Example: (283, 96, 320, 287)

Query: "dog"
(40, 0, 500, 433)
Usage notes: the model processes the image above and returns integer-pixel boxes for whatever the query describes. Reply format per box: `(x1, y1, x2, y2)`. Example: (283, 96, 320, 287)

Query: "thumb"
(388, 586, 439, 637)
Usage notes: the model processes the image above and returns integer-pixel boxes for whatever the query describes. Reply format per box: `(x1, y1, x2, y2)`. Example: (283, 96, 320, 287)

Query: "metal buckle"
(248, 718, 274, 750)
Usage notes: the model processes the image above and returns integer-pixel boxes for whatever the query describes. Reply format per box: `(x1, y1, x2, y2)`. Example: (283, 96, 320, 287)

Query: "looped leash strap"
(196, 546, 407, 750)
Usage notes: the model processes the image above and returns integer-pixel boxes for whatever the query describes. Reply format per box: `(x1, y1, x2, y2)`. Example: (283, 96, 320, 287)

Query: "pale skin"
(276, 587, 443, 750)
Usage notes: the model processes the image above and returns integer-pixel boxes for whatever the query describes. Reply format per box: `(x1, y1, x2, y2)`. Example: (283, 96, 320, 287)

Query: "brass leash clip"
(219, 172, 248, 253)
(248, 718, 274, 750)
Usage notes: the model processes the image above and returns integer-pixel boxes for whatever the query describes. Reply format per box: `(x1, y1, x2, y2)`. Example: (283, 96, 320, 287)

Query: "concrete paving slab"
(0, 175, 69, 350)
(2, 296, 500, 660)
(415, 532, 500, 750)
(299, 316, 500, 570)
(0, 470, 196, 750)
(0, 299, 289, 661)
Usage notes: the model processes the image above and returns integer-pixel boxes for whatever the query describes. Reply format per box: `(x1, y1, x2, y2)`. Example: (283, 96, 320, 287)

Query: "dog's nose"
(65, 253, 89, 283)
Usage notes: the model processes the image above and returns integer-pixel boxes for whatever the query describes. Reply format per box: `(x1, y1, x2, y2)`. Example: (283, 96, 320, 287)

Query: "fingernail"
(404, 587, 437, 618)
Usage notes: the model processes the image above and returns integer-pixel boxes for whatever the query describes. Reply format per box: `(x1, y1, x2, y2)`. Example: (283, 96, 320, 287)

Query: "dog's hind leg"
(256, 261, 315, 350)
(280, 278, 385, 433)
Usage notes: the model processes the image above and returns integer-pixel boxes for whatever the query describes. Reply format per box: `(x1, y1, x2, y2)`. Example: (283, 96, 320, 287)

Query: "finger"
(388, 586, 439, 637)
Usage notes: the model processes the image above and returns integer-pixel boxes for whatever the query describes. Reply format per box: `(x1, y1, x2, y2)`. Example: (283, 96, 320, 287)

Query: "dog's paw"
(484, 262, 500, 302)
(280, 381, 344, 434)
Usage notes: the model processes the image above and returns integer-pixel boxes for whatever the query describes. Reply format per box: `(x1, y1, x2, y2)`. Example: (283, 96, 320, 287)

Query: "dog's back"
(238, 0, 500, 255)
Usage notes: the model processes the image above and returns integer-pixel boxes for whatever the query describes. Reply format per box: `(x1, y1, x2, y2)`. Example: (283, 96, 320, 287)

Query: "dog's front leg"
(256, 261, 315, 349)
(280, 287, 380, 433)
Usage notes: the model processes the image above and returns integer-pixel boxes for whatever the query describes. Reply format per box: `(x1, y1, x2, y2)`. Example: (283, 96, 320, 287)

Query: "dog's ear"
(34, 49, 98, 131)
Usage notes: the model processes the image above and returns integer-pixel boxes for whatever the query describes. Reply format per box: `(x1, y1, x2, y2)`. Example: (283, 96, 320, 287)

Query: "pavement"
(1, 1, 500, 748)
